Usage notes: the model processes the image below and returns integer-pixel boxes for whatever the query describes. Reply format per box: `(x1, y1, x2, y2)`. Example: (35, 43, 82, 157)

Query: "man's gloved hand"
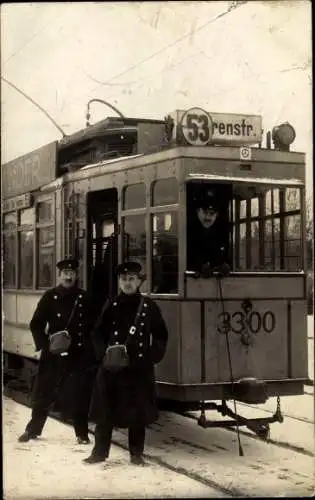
(213, 262, 231, 277)
(201, 262, 213, 278)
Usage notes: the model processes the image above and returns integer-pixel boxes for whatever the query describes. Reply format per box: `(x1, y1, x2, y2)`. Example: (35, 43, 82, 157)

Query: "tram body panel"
(154, 300, 182, 383)
(204, 299, 288, 383)
(290, 300, 309, 378)
(179, 301, 202, 383)
(185, 275, 305, 299)
(3, 292, 42, 360)
(3, 323, 39, 360)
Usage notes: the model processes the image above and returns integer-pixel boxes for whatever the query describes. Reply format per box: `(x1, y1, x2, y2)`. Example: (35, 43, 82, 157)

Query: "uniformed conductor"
(18, 259, 96, 444)
(84, 261, 169, 466)
(187, 186, 231, 275)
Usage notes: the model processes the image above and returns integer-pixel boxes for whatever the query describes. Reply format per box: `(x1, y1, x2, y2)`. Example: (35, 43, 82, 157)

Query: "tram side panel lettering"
(2, 141, 57, 199)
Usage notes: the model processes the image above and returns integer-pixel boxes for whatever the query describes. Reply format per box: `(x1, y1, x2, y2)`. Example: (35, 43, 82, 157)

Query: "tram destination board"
(2, 141, 57, 199)
(171, 108, 262, 146)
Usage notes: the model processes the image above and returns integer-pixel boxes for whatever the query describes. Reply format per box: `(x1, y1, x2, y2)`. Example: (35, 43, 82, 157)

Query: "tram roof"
(58, 117, 164, 149)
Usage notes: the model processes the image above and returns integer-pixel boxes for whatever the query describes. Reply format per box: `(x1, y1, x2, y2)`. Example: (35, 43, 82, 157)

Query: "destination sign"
(2, 141, 57, 199)
(170, 108, 262, 146)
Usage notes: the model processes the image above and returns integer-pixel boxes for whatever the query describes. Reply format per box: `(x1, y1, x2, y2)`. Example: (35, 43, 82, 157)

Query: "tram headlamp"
(272, 122, 296, 151)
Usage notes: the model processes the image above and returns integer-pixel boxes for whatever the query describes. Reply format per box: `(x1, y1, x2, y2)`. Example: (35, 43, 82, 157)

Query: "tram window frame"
(152, 178, 179, 206)
(122, 213, 147, 292)
(232, 186, 303, 272)
(19, 207, 35, 289)
(123, 183, 146, 210)
(36, 195, 56, 289)
(151, 210, 178, 294)
(3, 212, 18, 289)
(150, 177, 179, 294)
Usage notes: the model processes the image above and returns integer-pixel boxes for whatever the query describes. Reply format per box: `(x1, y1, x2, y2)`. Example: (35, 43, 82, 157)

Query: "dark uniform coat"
(187, 220, 229, 273)
(89, 291, 168, 428)
(29, 284, 97, 417)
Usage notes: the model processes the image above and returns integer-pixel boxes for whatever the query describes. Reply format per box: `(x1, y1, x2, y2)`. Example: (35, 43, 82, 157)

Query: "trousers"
(25, 354, 94, 438)
(92, 422, 146, 459)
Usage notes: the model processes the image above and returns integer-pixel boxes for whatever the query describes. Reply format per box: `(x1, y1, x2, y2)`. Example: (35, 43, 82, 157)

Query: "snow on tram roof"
(80, 153, 144, 170)
(188, 173, 304, 186)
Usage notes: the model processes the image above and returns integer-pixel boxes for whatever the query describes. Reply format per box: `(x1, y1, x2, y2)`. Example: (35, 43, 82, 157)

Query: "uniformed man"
(84, 261, 169, 466)
(18, 259, 96, 444)
(187, 186, 231, 276)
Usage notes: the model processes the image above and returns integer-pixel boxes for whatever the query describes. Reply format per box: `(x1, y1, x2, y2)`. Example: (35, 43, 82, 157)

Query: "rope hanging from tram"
(216, 274, 244, 457)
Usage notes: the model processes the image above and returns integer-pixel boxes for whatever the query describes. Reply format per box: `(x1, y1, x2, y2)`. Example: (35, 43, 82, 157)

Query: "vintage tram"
(2, 107, 309, 438)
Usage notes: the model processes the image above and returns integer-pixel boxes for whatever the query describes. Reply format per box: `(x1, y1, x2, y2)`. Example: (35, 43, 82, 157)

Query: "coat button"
(113, 302, 117, 306)
(79, 304, 82, 308)
(142, 313, 146, 317)
(139, 342, 143, 347)
(114, 331, 118, 336)
(115, 341, 119, 345)
(139, 332, 143, 337)
(54, 295, 58, 300)
(144, 303, 148, 308)
(79, 323, 82, 327)
(140, 322, 144, 326)
(138, 353, 143, 358)
(79, 294, 83, 299)
(78, 343, 82, 346)
(57, 313, 61, 317)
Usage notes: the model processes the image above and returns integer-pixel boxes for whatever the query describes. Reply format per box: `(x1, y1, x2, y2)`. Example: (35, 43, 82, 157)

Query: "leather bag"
(49, 330, 72, 355)
(49, 297, 79, 355)
(102, 297, 145, 372)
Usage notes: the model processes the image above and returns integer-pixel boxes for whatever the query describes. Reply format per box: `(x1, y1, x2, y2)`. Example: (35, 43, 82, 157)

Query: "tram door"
(87, 189, 118, 313)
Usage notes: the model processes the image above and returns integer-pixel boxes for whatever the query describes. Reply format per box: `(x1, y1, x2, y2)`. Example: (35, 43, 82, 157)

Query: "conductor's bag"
(103, 344, 129, 372)
(48, 296, 79, 355)
(49, 330, 71, 355)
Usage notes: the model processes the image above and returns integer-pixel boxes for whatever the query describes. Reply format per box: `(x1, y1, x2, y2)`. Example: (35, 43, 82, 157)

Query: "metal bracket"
(197, 399, 283, 440)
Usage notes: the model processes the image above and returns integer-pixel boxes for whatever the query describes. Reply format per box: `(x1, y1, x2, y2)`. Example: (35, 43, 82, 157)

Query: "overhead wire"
(3, 8, 66, 65)
(61, 1, 248, 113)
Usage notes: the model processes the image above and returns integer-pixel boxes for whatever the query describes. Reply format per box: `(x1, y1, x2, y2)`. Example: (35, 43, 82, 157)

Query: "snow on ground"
(3, 397, 224, 500)
(3, 316, 314, 499)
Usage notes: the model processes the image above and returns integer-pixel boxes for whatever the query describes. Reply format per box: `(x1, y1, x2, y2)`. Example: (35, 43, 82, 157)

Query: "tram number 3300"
(217, 310, 276, 335)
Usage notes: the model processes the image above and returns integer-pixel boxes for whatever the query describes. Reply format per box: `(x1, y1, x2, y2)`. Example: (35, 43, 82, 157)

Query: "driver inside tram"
(187, 184, 231, 277)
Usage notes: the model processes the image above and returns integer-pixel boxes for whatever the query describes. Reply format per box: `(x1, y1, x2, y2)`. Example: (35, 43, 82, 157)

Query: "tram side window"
(19, 208, 35, 288)
(152, 178, 178, 206)
(151, 178, 179, 293)
(123, 183, 146, 209)
(122, 214, 147, 292)
(3, 213, 17, 288)
(233, 187, 302, 271)
(37, 199, 55, 288)
(152, 212, 178, 293)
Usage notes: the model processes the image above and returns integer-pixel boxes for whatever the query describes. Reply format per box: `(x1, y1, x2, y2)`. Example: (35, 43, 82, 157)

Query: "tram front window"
(186, 183, 231, 274)
(232, 184, 303, 272)
(186, 182, 303, 273)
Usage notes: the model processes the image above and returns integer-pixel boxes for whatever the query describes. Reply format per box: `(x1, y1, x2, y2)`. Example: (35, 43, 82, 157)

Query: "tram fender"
(232, 377, 268, 404)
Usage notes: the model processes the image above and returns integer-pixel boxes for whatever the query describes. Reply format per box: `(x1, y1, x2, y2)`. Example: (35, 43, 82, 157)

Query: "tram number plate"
(217, 310, 276, 335)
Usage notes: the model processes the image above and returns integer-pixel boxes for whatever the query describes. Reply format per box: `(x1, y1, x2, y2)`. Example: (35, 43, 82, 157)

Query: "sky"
(1, 1, 312, 198)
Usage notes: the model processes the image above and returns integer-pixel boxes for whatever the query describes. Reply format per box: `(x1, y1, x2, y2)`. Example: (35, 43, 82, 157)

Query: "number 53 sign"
(180, 107, 213, 146)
